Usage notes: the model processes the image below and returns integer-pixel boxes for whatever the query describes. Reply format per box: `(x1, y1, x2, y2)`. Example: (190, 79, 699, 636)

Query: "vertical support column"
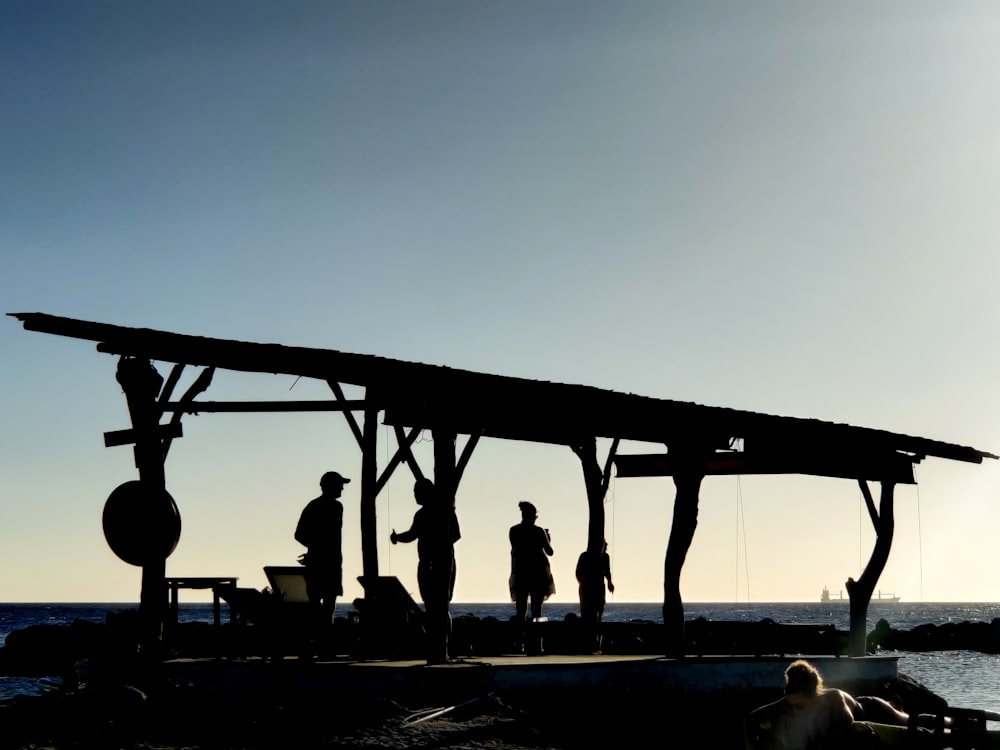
(573, 438, 610, 652)
(573, 438, 606, 555)
(847, 480, 896, 656)
(169, 582, 179, 632)
(663, 466, 704, 658)
(429, 429, 458, 663)
(434, 430, 457, 506)
(115, 357, 168, 662)
(360, 401, 380, 582)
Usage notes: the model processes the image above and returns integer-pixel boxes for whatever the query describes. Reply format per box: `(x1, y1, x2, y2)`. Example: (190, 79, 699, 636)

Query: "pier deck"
(160, 652, 901, 702)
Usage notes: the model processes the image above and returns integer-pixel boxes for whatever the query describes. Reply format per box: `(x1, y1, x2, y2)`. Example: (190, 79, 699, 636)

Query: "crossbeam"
(104, 422, 183, 448)
(159, 399, 369, 413)
(614, 451, 916, 484)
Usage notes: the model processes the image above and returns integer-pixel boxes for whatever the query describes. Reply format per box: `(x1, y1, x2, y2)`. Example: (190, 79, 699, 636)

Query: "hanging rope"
(606, 470, 616, 601)
(385, 423, 392, 574)
(735, 476, 740, 605)
(736, 475, 751, 606)
(915, 466, 924, 601)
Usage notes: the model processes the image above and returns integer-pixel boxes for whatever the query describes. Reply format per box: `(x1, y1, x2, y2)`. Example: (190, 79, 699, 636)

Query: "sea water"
(2, 601, 998, 710)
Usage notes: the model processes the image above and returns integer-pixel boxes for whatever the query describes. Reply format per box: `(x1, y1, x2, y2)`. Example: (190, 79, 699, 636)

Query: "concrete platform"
(161, 652, 901, 703)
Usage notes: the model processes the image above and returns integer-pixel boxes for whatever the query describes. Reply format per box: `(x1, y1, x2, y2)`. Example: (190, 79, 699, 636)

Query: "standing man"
(576, 539, 615, 652)
(391, 478, 461, 664)
(295, 471, 348, 642)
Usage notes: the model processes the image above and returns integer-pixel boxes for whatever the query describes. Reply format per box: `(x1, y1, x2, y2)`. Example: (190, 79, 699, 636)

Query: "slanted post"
(847, 480, 896, 656)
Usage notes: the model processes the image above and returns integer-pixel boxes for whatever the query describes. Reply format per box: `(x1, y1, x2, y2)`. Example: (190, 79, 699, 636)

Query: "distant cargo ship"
(821, 585, 900, 603)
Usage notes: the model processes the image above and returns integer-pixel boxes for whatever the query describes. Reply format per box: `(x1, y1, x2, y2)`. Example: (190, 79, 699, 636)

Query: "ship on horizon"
(821, 585, 900, 604)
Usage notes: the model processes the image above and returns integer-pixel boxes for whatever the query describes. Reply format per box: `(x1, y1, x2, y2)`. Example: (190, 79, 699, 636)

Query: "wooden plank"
(614, 451, 916, 484)
(159, 399, 368, 413)
(104, 421, 183, 448)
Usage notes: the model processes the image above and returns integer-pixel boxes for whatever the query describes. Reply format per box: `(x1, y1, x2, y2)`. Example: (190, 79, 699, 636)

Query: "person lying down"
(744, 659, 910, 750)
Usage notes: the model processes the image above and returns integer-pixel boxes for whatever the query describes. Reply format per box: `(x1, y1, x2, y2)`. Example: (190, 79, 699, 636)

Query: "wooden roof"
(10, 312, 997, 472)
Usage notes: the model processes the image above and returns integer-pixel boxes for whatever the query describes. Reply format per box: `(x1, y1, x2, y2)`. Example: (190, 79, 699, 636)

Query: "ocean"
(2, 601, 999, 711)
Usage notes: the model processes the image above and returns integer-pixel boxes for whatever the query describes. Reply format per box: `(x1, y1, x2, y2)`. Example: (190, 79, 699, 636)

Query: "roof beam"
(159, 400, 368, 413)
(9, 312, 997, 466)
(614, 451, 917, 484)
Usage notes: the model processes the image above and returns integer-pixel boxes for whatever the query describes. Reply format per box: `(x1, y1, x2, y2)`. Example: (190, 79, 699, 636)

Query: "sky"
(2, 1, 1000, 606)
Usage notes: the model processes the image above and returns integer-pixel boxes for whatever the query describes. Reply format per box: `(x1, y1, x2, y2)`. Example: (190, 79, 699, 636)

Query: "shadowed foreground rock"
(0, 669, 950, 750)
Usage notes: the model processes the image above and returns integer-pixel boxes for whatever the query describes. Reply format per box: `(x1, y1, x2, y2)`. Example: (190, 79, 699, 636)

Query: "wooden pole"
(663, 457, 705, 658)
(572, 437, 618, 651)
(115, 357, 169, 662)
(847, 480, 896, 656)
(571, 438, 606, 555)
(430, 429, 457, 664)
(360, 400, 379, 581)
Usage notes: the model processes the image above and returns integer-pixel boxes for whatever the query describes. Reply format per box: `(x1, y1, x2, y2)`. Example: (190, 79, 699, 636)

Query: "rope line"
(737, 475, 751, 605)
(915, 467, 924, 602)
(607, 470, 616, 602)
(385, 423, 392, 574)
(735, 476, 740, 605)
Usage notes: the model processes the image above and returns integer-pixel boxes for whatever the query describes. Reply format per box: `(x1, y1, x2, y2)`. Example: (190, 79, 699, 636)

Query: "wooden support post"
(571, 437, 619, 651)
(375, 427, 421, 495)
(663, 459, 705, 658)
(570, 437, 618, 554)
(573, 439, 606, 555)
(360, 400, 379, 581)
(115, 356, 169, 663)
(169, 580, 179, 634)
(434, 430, 457, 507)
(160, 366, 214, 459)
(393, 425, 425, 482)
(847, 480, 896, 656)
(429, 429, 458, 664)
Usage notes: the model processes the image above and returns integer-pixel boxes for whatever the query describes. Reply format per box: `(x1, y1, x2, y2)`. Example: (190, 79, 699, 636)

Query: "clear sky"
(2, 2, 999, 605)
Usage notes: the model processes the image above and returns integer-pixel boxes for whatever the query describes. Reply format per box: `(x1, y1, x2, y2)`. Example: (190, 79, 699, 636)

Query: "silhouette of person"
(391, 478, 461, 664)
(744, 659, 911, 750)
(295, 471, 348, 640)
(576, 540, 614, 651)
(509, 501, 555, 635)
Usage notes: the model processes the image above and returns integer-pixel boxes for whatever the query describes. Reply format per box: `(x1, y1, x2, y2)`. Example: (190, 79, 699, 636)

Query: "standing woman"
(509, 501, 555, 628)
(390, 478, 461, 664)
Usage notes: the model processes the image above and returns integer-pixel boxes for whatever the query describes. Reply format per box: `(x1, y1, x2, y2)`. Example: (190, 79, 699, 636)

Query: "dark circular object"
(102, 480, 181, 566)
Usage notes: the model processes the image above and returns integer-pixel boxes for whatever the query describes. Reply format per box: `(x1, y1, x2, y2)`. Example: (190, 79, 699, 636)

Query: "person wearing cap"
(509, 501, 555, 640)
(295, 471, 349, 634)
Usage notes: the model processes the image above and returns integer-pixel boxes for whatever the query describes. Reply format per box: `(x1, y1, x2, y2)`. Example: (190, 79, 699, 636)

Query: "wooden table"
(165, 576, 238, 627)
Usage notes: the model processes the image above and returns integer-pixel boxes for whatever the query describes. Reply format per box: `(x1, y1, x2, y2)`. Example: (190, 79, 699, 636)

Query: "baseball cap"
(321, 471, 351, 486)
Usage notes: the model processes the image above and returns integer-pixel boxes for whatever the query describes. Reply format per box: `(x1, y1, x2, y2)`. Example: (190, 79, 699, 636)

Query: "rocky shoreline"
(5, 612, 1000, 679)
(868, 617, 1000, 653)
